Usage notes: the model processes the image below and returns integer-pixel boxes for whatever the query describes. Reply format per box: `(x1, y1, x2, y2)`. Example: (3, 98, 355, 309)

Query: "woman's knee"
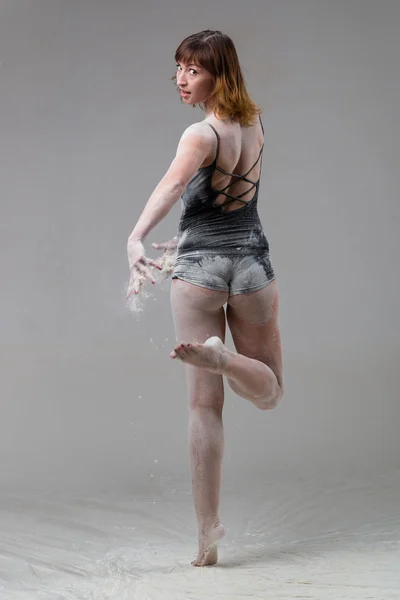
(257, 384, 284, 411)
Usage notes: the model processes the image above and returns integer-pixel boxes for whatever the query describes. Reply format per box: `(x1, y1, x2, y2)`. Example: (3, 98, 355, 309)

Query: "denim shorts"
(172, 251, 275, 296)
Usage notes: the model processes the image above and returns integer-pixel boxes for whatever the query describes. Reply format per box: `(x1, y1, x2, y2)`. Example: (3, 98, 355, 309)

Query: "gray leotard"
(172, 115, 276, 295)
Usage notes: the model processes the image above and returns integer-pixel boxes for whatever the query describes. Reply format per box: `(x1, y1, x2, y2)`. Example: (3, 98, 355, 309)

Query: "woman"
(126, 30, 284, 567)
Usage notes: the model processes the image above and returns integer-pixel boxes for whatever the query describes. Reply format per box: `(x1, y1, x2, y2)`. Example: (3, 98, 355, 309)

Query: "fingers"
(152, 239, 177, 250)
(127, 244, 174, 299)
(126, 270, 144, 298)
(147, 258, 163, 270)
(136, 259, 155, 284)
(126, 277, 139, 299)
(126, 258, 157, 299)
(126, 275, 144, 299)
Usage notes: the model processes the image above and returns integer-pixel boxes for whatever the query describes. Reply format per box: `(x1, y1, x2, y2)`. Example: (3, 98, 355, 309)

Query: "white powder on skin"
(153, 250, 177, 280)
(126, 250, 177, 315)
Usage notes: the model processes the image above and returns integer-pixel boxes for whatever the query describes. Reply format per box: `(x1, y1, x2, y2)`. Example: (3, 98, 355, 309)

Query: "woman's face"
(176, 61, 215, 105)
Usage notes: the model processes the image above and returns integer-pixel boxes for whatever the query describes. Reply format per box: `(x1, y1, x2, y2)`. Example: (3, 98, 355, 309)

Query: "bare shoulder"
(179, 120, 215, 143)
(175, 121, 216, 160)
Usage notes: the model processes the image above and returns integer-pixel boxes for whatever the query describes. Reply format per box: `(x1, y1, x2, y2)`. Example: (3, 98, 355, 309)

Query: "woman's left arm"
(128, 122, 212, 243)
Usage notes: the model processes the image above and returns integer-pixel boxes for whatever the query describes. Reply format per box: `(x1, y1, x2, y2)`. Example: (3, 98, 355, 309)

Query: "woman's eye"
(176, 65, 197, 75)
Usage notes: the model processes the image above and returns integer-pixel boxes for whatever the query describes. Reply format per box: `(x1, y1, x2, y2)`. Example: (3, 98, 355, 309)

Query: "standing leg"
(170, 278, 229, 566)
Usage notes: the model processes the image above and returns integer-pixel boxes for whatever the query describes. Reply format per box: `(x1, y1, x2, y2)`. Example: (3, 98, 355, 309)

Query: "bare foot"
(170, 336, 229, 374)
(192, 522, 225, 567)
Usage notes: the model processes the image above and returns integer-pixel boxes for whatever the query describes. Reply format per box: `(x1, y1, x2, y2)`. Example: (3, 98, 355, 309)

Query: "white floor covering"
(0, 467, 399, 599)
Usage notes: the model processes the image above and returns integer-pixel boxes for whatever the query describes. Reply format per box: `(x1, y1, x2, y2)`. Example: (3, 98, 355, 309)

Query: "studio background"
(0, 0, 398, 495)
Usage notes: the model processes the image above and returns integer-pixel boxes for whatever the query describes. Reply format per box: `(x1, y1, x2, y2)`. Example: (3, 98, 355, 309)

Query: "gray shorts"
(172, 252, 275, 296)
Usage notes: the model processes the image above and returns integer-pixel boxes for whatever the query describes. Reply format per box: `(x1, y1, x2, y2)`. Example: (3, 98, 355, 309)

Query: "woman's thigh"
(170, 278, 229, 409)
(226, 280, 284, 390)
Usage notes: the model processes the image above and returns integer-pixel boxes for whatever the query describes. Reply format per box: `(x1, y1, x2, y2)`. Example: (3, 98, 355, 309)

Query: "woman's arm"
(128, 122, 213, 243)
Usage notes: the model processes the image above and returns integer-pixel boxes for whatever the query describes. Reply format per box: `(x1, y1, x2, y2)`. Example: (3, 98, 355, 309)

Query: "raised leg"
(172, 280, 284, 411)
(225, 279, 284, 409)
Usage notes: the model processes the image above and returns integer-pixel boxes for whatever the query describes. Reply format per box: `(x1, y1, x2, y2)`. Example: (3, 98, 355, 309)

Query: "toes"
(181, 343, 195, 352)
(170, 342, 208, 363)
(178, 343, 195, 357)
(173, 345, 189, 359)
(185, 344, 198, 354)
(186, 343, 202, 353)
(173, 343, 185, 353)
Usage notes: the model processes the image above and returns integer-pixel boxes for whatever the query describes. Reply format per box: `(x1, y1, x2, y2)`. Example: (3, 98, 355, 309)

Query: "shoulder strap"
(259, 114, 264, 134)
(206, 123, 220, 164)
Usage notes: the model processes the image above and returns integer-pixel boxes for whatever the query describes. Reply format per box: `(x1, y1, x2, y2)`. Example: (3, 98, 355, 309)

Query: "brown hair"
(171, 30, 262, 127)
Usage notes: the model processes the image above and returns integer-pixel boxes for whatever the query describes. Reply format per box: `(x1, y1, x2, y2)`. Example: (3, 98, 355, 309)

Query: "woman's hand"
(151, 236, 178, 278)
(126, 238, 162, 299)
(151, 236, 178, 252)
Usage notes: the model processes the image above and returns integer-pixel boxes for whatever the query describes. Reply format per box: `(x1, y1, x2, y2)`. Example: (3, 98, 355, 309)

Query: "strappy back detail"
(207, 115, 264, 209)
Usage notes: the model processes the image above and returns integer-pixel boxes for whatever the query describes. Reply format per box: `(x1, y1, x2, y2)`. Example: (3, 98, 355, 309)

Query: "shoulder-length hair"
(171, 30, 262, 127)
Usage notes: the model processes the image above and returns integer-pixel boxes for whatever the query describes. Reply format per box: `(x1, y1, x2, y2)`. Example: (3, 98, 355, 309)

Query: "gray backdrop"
(1, 0, 399, 493)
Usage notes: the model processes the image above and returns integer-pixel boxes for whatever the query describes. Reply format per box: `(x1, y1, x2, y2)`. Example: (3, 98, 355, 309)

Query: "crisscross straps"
(208, 115, 264, 207)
